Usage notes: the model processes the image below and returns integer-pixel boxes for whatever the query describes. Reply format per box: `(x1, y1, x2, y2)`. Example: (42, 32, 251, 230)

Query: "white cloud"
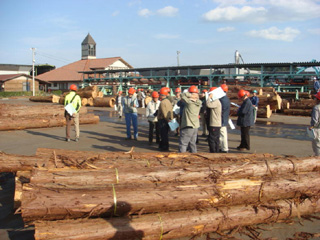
(217, 26, 236, 32)
(112, 11, 120, 17)
(138, 8, 153, 17)
(128, 0, 142, 7)
(154, 34, 180, 39)
(203, 6, 267, 22)
(247, 27, 300, 41)
(308, 28, 320, 35)
(157, 6, 179, 17)
(205, 0, 320, 22)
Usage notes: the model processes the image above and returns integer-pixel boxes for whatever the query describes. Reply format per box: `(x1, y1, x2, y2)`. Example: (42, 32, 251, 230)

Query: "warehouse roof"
(37, 57, 133, 82)
(0, 74, 50, 84)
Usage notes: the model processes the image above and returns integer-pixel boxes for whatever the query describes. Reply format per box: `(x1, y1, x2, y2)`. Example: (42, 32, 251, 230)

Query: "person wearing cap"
(314, 77, 320, 93)
(179, 85, 202, 153)
(219, 84, 230, 153)
(236, 89, 254, 151)
(200, 89, 208, 137)
(122, 88, 139, 140)
(250, 89, 259, 123)
(64, 84, 81, 142)
(206, 87, 222, 153)
(116, 90, 124, 119)
(146, 91, 161, 144)
(310, 92, 320, 156)
(157, 87, 173, 151)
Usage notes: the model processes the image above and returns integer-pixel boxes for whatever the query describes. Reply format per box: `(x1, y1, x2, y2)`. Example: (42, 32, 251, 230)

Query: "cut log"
(93, 97, 116, 107)
(29, 96, 55, 102)
(257, 105, 272, 118)
(81, 98, 88, 106)
(87, 97, 94, 106)
(0, 113, 99, 131)
(278, 92, 312, 99)
(52, 95, 60, 103)
(21, 172, 320, 221)
(283, 109, 312, 116)
(97, 91, 104, 98)
(76, 91, 97, 99)
(34, 197, 320, 240)
(288, 101, 314, 110)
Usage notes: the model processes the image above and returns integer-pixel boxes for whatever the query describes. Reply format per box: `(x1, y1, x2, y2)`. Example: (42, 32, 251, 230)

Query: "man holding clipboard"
(64, 84, 81, 142)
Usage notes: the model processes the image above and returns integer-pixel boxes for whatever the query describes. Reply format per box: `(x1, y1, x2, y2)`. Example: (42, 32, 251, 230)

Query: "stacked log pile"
(1, 148, 319, 239)
(30, 86, 115, 108)
(0, 104, 99, 131)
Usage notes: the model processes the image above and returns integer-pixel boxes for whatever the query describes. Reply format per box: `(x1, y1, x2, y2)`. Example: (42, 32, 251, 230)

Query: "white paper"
(64, 103, 77, 116)
(173, 104, 180, 115)
(228, 119, 235, 130)
(307, 128, 315, 139)
(168, 118, 179, 131)
(231, 102, 240, 108)
(114, 105, 118, 111)
(208, 87, 226, 102)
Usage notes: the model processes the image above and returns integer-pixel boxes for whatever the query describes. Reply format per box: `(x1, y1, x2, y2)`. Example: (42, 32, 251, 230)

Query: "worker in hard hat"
(250, 89, 259, 123)
(179, 85, 202, 153)
(310, 92, 320, 156)
(219, 84, 230, 153)
(172, 87, 182, 136)
(157, 87, 173, 151)
(64, 84, 82, 142)
(122, 88, 139, 140)
(236, 90, 254, 151)
(116, 90, 124, 119)
(200, 89, 208, 137)
(206, 87, 222, 153)
(146, 91, 161, 144)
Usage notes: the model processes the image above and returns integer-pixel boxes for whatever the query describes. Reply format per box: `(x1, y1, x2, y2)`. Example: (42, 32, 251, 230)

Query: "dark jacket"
(237, 98, 254, 127)
(219, 95, 230, 127)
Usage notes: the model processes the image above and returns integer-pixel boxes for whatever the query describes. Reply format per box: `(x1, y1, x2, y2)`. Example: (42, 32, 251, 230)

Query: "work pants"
(149, 121, 160, 143)
(179, 127, 198, 153)
(158, 119, 169, 151)
(208, 126, 220, 153)
(118, 104, 123, 117)
(66, 112, 79, 139)
(312, 128, 320, 156)
(240, 126, 250, 150)
(125, 113, 138, 139)
(219, 126, 229, 152)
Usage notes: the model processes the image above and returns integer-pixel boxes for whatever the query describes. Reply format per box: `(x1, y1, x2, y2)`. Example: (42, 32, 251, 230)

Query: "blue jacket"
(250, 96, 259, 106)
(219, 95, 230, 127)
(237, 98, 254, 127)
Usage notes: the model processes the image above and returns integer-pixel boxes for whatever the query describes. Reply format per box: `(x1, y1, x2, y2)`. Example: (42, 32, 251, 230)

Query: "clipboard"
(168, 118, 179, 131)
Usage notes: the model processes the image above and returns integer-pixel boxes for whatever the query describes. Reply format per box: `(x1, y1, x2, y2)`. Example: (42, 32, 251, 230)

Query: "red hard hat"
(159, 87, 169, 96)
(245, 90, 250, 97)
(70, 84, 77, 91)
(202, 89, 208, 93)
(118, 91, 123, 94)
(188, 85, 199, 93)
(128, 88, 135, 94)
(152, 91, 159, 98)
(315, 92, 320, 100)
(175, 88, 181, 93)
(238, 89, 247, 98)
(221, 84, 228, 92)
(209, 87, 217, 92)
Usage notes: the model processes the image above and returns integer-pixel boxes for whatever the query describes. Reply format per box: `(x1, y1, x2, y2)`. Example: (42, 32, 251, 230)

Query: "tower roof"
(82, 33, 96, 45)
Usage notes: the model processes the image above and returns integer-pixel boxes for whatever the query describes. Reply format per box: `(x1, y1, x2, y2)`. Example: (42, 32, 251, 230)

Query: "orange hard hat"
(315, 92, 320, 100)
(238, 89, 247, 98)
(220, 84, 228, 92)
(159, 87, 169, 96)
(70, 84, 77, 91)
(209, 87, 217, 92)
(202, 89, 208, 93)
(188, 85, 199, 93)
(175, 88, 181, 93)
(152, 91, 159, 98)
(245, 90, 250, 97)
(128, 88, 135, 94)
(118, 91, 123, 94)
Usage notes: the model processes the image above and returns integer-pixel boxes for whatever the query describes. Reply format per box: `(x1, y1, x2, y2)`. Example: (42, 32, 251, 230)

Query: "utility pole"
(31, 47, 36, 96)
(177, 51, 181, 75)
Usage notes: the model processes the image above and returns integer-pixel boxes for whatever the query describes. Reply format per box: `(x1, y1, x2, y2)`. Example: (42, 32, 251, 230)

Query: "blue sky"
(0, 0, 319, 68)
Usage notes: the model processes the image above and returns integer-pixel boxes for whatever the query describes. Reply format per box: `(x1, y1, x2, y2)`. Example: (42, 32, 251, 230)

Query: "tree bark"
(93, 97, 116, 107)
(76, 91, 97, 99)
(29, 96, 55, 102)
(34, 197, 320, 240)
(21, 172, 320, 221)
(283, 109, 312, 116)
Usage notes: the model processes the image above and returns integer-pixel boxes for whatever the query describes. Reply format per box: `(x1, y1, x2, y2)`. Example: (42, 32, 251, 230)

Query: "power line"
(36, 51, 71, 64)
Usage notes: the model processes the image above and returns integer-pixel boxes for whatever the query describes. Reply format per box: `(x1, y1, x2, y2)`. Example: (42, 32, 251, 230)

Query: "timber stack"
(1, 148, 319, 239)
(0, 103, 99, 131)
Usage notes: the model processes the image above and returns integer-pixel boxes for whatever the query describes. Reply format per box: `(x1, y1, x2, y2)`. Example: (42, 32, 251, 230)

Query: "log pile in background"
(29, 95, 60, 103)
(0, 104, 99, 131)
(1, 148, 319, 239)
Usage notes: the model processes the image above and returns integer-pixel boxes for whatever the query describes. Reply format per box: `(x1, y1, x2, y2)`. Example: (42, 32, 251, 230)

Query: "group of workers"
(115, 84, 258, 153)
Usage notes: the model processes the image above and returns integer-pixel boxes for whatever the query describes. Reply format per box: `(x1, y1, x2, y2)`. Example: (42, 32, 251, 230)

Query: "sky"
(0, 0, 320, 69)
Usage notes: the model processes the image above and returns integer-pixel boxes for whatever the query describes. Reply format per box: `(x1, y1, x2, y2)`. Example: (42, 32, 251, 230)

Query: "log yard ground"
(0, 97, 320, 240)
